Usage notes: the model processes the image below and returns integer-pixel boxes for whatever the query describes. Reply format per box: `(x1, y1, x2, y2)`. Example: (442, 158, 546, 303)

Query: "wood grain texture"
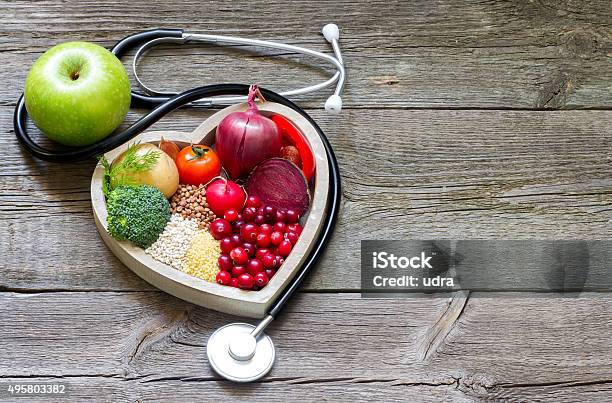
(0, 0, 610, 109)
(1, 107, 610, 291)
(0, 292, 610, 402)
(0, 0, 611, 401)
(0, 377, 473, 403)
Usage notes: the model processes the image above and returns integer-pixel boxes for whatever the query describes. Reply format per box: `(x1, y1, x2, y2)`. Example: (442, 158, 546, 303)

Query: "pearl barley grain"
(145, 214, 199, 271)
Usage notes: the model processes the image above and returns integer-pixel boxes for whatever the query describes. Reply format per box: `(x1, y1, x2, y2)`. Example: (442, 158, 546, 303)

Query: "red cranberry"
(232, 220, 245, 233)
(231, 234, 242, 245)
(242, 242, 256, 257)
(259, 223, 273, 234)
(218, 254, 233, 271)
(256, 232, 271, 247)
(247, 259, 264, 275)
(275, 210, 287, 223)
(229, 277, 239, 288)
(255, 248, 271, 261)
(286, 223, 302, 235)
(263, 206, 277, 221)
(242, 207, 257, 222)
(210, 218, 232, 240)
(255, 214, 266, 225)
(231, 265, 246, 277)
(273, 222, 286, 233)
(262, 253, 278, 269)
(216, 270, 231, 285)
(285, 209, 299, 223)
(276, 255, 285, 266)
(285, 231, 299, 245)
(230, 247, 249, 264)
(278, 240, 292, 257)
(219, 237, 235, 254)
(257, 206, 265, 215)
(265, 268, 275, 278)
(254, 272, 269, 287)
(238, 273, 255, 289)
(270, 231, 283, 246)
(223, 209, 239, 222)
(240, 223, 258, 242)
(245, 195, 262, 208)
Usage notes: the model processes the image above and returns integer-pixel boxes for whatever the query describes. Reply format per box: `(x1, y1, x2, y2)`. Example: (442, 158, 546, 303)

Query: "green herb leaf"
(99, 143, 160, 198)
(99, 155, 113, 198)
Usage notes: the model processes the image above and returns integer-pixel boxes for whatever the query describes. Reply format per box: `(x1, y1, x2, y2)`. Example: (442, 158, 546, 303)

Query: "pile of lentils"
(170, 184, 217, 229)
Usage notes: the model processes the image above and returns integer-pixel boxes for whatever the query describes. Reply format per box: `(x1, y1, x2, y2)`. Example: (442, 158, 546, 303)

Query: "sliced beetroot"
(247, 158, 310, 216)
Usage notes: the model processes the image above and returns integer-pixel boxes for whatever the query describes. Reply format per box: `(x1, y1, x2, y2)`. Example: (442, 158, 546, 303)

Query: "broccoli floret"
(106, 185, 170, 249)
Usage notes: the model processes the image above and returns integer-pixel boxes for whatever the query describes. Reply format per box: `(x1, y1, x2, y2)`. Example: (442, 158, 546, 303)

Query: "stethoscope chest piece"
(207, 323, 275, 382)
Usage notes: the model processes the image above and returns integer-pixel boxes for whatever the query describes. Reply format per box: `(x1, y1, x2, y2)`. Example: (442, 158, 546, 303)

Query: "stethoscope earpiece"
(325, 94, 343, 114)
(322, 23, 340, 42)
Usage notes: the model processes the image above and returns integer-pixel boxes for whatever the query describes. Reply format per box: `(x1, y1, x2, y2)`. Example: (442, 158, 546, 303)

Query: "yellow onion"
(112, 143, 179, 198)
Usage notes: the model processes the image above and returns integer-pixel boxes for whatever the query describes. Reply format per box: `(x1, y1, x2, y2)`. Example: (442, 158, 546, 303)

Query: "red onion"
(215, 85, 281, 179)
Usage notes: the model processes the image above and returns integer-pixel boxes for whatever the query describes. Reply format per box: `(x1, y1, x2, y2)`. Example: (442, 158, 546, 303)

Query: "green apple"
(24, 41, 131, 147)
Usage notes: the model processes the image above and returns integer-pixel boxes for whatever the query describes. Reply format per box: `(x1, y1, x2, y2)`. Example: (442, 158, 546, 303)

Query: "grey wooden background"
(1, 1, 611, 401)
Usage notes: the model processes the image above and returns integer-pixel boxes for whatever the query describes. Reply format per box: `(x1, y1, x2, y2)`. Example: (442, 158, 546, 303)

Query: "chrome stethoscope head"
(132, 24, 346, 113)
(207, 316, 276, 382)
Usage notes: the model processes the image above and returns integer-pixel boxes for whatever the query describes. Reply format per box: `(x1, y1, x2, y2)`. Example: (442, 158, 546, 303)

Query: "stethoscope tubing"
(14, 82, 341, 319)
(112, 28, 345, 108)
(257, 91, 341, 318)
(133, 33, 345, 105)
(111, 28, 188, 108)
(13, 28, 342, 319)
(14, 84, 262, 162)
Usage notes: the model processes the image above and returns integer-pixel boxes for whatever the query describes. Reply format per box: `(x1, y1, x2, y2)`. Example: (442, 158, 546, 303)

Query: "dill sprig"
(99, 143, 160, 198)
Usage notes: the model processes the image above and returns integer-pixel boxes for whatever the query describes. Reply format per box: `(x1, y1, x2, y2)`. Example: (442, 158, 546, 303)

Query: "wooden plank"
(1, 377, 610, 403)
(0, 377, 473, 403)
(0, 292, 448, 378)
(0, 0, 610, 109)
(1, 107, 610, 291)
(0, 292, 610, 401)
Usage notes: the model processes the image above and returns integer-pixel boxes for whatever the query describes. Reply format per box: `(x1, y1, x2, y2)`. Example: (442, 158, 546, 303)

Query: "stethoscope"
(130, 25, 345, 112)
(13, 25, 344, 382)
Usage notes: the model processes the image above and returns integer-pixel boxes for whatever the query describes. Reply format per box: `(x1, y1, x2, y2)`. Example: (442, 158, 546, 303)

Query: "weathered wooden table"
(1, 1, 610, 401)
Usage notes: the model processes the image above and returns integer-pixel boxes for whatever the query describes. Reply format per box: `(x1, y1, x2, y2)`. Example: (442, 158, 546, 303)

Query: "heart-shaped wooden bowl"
(91, 102, 329, 318)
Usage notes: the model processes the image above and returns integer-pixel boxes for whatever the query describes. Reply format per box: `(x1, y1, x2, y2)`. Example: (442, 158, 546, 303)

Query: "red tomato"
(175, 145, 221, 185)
(271, 115, 315, 181)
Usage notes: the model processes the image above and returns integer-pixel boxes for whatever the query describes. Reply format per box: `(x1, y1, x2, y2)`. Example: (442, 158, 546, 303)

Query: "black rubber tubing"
(264, 93, 342, 318)
(12, 27, 187, 162)
(110, 28, 185, 108)
(14, 84, 256, 162)
(110, 28, 183, 58)
(13, 79, 341, 318)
